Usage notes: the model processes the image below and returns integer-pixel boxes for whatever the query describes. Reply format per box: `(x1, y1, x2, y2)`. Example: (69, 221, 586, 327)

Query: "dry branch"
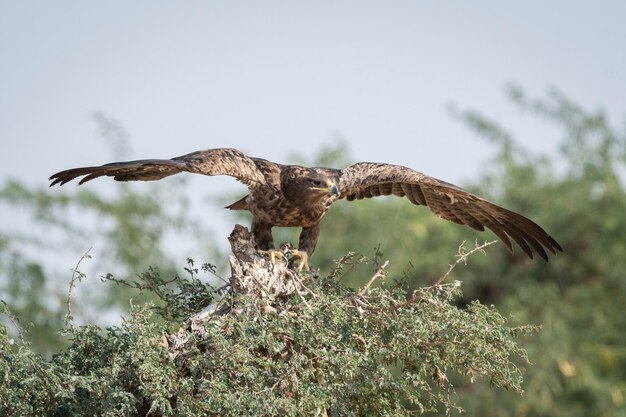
(66, 247, 92, 334)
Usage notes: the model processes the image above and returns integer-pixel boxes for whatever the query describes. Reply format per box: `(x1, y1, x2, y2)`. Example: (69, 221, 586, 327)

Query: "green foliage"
(2, 88, 625, 415)
(0, 245, 66, 352)
(0, 115, 217, 354)
(0, 176, 206, 275)
(102, 258, 219, 323)
(0, 250, 533, 416)
(451, 86, 626, 417)
(276, 87, 626, 416)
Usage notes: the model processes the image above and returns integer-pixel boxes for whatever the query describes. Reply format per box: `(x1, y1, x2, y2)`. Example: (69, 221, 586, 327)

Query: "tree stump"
(169, 224, 315, 354)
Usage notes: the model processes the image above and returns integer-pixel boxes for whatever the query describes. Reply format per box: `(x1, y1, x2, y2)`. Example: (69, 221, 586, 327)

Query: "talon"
(290, 250, 310, 272)
(259, 249, 285, 264)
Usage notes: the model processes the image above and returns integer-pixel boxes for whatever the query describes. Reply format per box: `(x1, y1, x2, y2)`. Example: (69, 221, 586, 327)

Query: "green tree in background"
(218, 87, 626, 415)
(0, 113, 217, 354)
(299, 86, 626, 416)
(449, 86, 626, 417)
(1, 87, 625, 415)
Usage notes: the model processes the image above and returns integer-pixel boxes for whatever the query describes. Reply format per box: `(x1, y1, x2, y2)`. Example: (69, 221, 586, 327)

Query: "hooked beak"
(329, 183, 339, 196)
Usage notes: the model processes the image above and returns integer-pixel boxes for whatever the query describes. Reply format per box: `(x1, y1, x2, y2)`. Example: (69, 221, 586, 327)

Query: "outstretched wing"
(49, 148, 267, 187)
(337, 162, 562, 261)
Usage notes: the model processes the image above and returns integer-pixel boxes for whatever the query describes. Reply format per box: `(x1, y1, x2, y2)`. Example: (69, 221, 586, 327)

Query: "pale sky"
(1, 1, 625, 269)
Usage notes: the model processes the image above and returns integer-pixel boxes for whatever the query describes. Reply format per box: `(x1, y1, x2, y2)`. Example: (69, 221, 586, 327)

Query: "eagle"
(49, 148, 562, 269)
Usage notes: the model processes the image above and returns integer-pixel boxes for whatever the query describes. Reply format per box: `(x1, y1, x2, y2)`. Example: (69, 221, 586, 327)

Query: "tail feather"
(225, 195, 249, 210)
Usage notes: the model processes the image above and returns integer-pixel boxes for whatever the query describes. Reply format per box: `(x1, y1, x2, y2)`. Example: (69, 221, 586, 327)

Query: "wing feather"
(401, 183, 419, 204)
(392, 182, 405, 197)
(49, 148, 267, 188)
(449, 206, 485, 231)
(337, 162, 561, 260)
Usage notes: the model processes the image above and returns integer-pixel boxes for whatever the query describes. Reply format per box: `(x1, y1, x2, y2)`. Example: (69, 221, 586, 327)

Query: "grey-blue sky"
(2, 1, 625, 179)
(1, 1, 625, 266)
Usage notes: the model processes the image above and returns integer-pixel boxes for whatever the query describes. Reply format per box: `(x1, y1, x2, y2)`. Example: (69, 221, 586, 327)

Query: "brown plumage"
(49, 148, 562, 266)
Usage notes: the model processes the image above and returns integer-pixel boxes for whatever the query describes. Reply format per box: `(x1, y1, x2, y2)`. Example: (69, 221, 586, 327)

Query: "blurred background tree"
(1, 86, 625, 415)
(0, 113, 219, 355)
(245, 86, 626, 416)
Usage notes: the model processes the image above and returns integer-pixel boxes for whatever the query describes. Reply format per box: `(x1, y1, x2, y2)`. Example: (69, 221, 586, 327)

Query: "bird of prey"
(49, 148, 562, 270)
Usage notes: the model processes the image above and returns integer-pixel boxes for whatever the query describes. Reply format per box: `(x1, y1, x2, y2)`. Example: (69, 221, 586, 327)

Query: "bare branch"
(66, 248, 92, 334)
(289, 270, 318, 298)
(1, 301, 26, 345)
(358, 260, 389, 296)
(424, 240, 496, 291)
(1, 301, 42, 373)
(391, 240, 496, 311)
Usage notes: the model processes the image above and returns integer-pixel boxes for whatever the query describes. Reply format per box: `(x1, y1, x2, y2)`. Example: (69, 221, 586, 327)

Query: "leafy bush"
(0, 231, 533, 416)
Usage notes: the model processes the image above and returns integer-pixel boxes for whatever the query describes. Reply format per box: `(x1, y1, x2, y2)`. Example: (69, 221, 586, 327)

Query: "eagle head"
(305, 173, 339, 196)
(283, 171, 339, 203)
